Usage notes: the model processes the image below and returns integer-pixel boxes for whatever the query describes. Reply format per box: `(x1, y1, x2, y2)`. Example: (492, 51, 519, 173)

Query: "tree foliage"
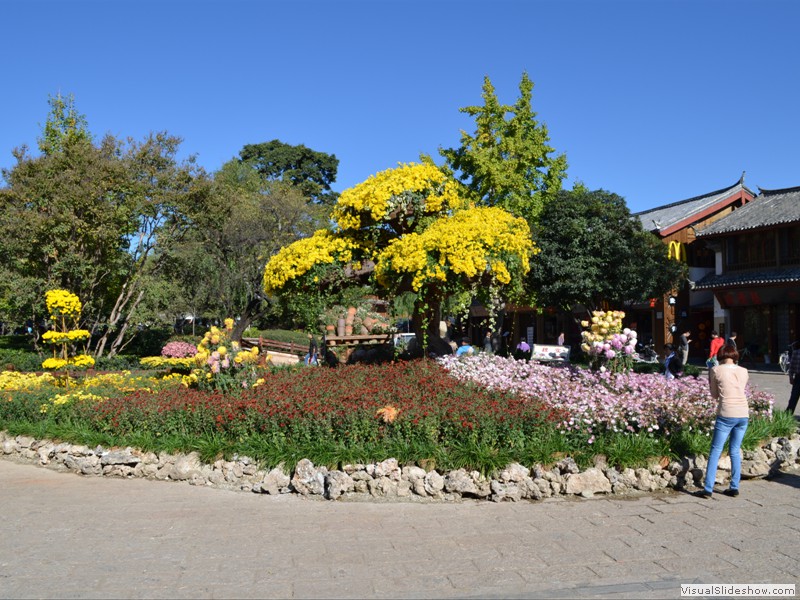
(0, 96, 211, 355)
(528, 188, 686, 312)
(239, 139, 339, 205)
(168, 159, 325, 339)
(440, 73, 567, 224)
(263, 163, 536, 342)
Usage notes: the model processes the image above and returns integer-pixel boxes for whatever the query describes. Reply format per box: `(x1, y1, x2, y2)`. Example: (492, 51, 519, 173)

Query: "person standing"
(787, 344, 800, 415)
(678, 328, 691, 367)
(696, 343, 749, 498)
(707, 330, 724, 368)
(557, 332, 565, 346)
(305, 334, 319, 366)
(483, 331, 493, 353)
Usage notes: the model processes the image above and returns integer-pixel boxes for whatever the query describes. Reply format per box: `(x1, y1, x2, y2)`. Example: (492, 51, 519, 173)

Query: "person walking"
(787, 343, 800, 415)
(707, 330, 724, 368)
(696, 343, 749, 498)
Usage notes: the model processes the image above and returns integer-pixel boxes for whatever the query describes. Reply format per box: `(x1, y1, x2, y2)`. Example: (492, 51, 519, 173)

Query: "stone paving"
(1, 366, 797, 599)
(1, 459, 799, 599)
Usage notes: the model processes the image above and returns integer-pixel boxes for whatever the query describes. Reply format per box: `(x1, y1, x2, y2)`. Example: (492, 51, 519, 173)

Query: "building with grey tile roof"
(696, 185, 800, 237)
(634, 176, 755, 237)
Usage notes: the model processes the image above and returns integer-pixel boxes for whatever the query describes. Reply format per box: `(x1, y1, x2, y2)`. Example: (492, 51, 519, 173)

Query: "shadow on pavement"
(766, 470, 800, 490)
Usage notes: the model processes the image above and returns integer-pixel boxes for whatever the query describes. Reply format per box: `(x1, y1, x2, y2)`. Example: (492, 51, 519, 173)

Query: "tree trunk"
(230, 296, 266, 342)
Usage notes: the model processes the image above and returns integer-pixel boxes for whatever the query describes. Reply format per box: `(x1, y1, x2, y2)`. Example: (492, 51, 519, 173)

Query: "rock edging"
(2, 430, 799, 502)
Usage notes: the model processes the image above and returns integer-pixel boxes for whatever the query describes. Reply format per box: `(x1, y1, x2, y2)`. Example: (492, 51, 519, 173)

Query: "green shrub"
(120, 328, 173, 357)
(0, 349, 44, 372)
(0, 335, 34, 351)
(94, 354, 142, 371)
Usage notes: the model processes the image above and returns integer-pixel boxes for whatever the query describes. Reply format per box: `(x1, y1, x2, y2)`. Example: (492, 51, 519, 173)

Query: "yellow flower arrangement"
(375, 206, 535, 291)
(42, 330, 91, 344)
(45, 289, 82, 320)
(139, 356, 195, 369)
(0, 371, 56, 391)
(262, 229, 361, 295)
(332, 163, 469, 231)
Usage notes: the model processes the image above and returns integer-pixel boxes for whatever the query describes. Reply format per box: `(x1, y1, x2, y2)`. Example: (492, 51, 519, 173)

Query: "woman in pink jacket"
(696, 343, 749, 498)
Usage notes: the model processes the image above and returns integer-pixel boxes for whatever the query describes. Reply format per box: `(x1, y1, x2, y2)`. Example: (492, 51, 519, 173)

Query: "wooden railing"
(241, 337, 305, 356)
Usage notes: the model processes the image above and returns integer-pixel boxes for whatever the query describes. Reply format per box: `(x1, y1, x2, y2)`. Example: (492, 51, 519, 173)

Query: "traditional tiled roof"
(694, 266, 800, 290)
(633, 178, 754, 236)
(696, 185, 800, 237)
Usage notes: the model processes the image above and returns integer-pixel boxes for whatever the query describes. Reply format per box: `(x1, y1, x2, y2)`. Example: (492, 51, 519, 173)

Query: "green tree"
(263, 163, 535, 350)
(527, 187, 685, 312)
(38, 92, 91, 156)
(166, 159, 326, 340)
(0, 96, 211, 355)
(439, 72, 567, 224)
(239, 139, 339, 205)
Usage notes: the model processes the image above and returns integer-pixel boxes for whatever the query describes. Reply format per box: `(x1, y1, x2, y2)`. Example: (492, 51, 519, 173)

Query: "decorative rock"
(741, 459, 771, 479)
(0, 429, 797, 503)
(497, 463, 530, 483)
(556, 456, 580, 474)
(634, 468, 658, 492)
(291, 459, 326, 495)
(565, 468, 611, 495)
(101, 450, 140, 466)
(402, 465, 426, 482)
(490, 480, 523, 502)
(325, 471, 354, 499)
(259, 467, 290, 495)
(170, 453, 201, 481)
(423, 471, 445, 497)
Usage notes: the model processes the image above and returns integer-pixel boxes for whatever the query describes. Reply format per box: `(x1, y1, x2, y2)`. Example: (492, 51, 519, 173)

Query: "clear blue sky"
(2, 0, 798, 213)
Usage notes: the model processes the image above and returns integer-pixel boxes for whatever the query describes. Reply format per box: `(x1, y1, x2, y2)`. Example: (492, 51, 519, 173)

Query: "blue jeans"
(704, 416, 749, 493)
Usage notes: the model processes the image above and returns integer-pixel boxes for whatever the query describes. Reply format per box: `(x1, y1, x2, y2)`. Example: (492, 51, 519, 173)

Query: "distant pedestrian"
(456, 337, 475, 357)
(787, 344, 800, 415)
(516, 340, 530, 352)
(678, 328, 691, 367)
(483, 331, 493, 353)
(707, 330, 724, 368)
(696, 343, 749, 498)
(664, 343, 682, 379)
(557, 332, 565, 346)
(304, 334, 318, 366)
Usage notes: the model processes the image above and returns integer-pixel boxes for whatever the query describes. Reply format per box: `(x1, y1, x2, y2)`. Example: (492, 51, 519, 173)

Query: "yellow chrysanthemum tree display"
(262, 163, 537, 348)
(41, 289, 94, 385)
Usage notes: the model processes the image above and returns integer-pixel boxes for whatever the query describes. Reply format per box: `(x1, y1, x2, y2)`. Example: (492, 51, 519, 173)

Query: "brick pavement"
(1, 367, 797, 599)
(1, 459, 799, 599)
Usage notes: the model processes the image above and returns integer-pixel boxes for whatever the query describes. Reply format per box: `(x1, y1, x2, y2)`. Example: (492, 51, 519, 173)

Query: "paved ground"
(1, 368, 797, 600)
(2, 464, 799, 599)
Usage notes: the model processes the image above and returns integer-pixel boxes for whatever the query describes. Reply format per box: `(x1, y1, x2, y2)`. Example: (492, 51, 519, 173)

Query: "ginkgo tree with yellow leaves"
(263, 162, 537, 352)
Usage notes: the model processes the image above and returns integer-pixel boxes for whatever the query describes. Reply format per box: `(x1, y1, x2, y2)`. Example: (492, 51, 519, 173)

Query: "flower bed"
(439, 354, 774, 440)
(0, 354, 786, 476)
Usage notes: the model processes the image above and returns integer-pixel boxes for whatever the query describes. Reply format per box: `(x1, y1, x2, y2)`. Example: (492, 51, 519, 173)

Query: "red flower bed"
(84, 360, 565, 450)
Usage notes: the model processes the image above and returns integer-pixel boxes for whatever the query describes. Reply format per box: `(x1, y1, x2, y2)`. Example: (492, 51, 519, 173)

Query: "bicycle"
(780, 341, 799, 374)
(737, 344, 758, 367)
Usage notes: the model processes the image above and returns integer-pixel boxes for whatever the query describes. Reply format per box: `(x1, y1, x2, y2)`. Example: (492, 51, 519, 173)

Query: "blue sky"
(2, 0, 798, 213)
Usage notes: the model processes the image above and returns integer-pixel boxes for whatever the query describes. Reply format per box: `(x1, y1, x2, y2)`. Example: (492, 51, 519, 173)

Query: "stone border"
(2, 430, 799, 502)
